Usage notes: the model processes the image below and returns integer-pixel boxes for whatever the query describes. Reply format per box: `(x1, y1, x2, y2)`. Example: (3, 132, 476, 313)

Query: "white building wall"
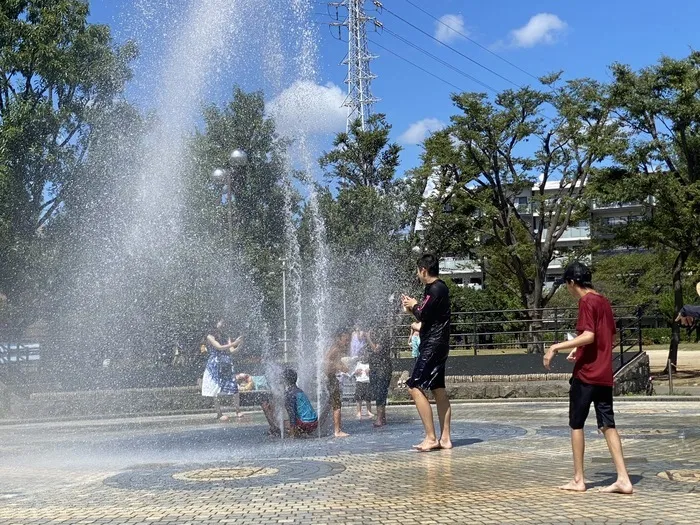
(415, 175, 650, 288)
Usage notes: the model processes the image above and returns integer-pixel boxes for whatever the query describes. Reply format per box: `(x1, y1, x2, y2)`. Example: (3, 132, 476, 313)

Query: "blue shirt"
(285, 386, 317, 425)
(411, 335, 421, 358)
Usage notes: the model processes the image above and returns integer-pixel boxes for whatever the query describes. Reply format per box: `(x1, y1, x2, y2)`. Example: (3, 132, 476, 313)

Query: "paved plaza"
(1, 400, 700, 525)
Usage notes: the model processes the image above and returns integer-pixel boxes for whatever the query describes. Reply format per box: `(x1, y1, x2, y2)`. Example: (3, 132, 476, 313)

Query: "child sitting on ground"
(261, 368, 318, 437)
(236, 373, 269, 392)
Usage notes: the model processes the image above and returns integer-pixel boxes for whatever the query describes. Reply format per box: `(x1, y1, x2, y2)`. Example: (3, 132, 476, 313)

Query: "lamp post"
(280, 257, 289, 363)
(212, 149, 248, 246)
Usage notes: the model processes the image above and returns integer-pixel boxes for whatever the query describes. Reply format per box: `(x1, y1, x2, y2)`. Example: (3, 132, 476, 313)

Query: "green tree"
(186, 88, 291, 350)
(590, 52, 700, 368)
(317, 115, 412, 324)
(0, 0, 136, 328)
(416, 77, 625, 350)
(40, 102, 147, 368)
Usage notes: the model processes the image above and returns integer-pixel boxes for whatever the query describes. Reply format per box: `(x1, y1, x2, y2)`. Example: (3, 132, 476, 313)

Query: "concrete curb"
(1, 395, 699, 426)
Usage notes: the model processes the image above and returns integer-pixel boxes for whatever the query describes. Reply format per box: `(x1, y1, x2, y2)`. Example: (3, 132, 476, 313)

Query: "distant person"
(353, 354, 373, 419)
(676, 282, 700, 327)
(408, 322, 421, 359)
(401, 253, 452, 451)
(201, 319, 243, 421)
(171, 342, 185, 367)
(544, 262, 633, 494)
(350, 325, 366, 358)
(262, 368, 318, 437)
(367, 324, 393, 428)
(322, 329, 352, 438)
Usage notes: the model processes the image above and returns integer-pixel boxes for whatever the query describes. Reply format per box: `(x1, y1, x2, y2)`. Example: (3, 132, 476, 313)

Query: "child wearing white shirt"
(353, 359, 373, 419)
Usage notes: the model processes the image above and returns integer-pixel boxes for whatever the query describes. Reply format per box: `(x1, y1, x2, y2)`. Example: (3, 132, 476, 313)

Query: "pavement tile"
(0, 401, 699, 524)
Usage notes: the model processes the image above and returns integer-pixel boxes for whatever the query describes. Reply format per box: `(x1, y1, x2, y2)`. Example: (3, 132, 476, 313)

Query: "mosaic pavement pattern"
(1, 400, 700, 524)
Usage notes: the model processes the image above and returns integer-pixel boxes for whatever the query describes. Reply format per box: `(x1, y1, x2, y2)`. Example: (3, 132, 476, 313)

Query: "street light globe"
(212, 168, 226, 181)
(411, 245, 422, 254)
(230, 149, 248, 166)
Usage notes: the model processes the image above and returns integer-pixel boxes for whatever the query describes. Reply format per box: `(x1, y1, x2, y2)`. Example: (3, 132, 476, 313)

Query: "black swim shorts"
(406, 346, 449, 391)
(569, 377, 616, 430)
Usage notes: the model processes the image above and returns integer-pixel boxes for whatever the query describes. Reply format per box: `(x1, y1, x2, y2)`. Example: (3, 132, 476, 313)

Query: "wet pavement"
(1, 400, 699, 524)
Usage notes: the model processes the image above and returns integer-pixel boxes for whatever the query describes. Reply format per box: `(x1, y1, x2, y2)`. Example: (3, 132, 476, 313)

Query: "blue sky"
(87, 0, 700, 176)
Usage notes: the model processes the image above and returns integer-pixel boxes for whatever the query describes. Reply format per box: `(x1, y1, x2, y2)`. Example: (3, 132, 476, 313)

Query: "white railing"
(591, 201, 644, 210)
(440, 256, 481, 274)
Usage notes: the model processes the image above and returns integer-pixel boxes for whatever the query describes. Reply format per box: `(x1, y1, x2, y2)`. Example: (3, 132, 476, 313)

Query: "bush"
(641, 328, 671, 345)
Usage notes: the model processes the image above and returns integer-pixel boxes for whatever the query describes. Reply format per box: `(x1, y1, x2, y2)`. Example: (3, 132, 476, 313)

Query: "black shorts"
(371, 372, 391, 406)
(354, 382, 371, 402)
(406, 345, 449, 391)
(569, 378, 616, 430)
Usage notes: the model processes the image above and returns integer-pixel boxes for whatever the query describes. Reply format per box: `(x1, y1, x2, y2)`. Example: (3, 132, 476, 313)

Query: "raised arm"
(206, 334, 238, 351)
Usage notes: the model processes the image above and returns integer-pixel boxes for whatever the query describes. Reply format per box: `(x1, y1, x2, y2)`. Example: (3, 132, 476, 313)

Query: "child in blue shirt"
(262, 368, 318, 437)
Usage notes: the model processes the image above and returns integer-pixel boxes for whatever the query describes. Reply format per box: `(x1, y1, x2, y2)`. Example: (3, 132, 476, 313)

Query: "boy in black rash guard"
(401, 253, 452, 452)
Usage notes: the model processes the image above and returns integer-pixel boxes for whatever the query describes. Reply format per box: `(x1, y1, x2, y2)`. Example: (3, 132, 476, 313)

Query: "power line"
(399, 0, 544, 84)
(367, 38, 467, 93)
(328, 1, 380, 131)
(382, 26, 497, 93)
(377, 3, 523, 90)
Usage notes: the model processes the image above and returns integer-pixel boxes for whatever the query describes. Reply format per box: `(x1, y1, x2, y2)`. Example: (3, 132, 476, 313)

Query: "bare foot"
(417, 439, 442, 452)
(334, 431, 349, 438)
(412, 439, 428, 449)
(367, 412, 375, 418)
(218, 415, 230, 422)
(599, 481, 634, 494)
(559, 480, 586, 492)
(439, 438, 453, 449)
(356, 412, 362, 420)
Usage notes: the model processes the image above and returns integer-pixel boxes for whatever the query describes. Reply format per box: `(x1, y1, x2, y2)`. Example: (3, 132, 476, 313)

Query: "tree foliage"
(590, 52, 700, 366)
(0, 0, 136, 327)
(417, 77, 625, 323)
(316, 115, 413, 325)
(186, 88, 292, 346)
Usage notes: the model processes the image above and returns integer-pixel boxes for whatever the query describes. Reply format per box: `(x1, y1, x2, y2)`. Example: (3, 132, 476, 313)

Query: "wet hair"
(417, 253, 439, 277)
(282, 368, 297, 386)
(332, 326, 350, 341)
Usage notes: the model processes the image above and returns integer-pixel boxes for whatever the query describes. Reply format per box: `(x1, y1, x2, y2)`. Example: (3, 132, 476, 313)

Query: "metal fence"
(1, 306, 644, 390)
(390, 306, 643, 370)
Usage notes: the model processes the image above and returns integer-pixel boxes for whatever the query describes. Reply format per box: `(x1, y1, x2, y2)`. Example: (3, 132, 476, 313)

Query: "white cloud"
(267, 80, 346, 137)
(508, 13, 567, 48)
(434, 14, 467, 43)
(399, 118, 446, 145)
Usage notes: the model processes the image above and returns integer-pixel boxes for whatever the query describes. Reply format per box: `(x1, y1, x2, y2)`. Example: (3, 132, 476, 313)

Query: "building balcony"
(440, 256, 482, 275)
(548, 254, 592, 270)
(537, 226, 591, 243)
(591, 200, 646, 212)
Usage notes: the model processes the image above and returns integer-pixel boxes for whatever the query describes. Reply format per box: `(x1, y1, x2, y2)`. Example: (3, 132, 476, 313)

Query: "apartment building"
(415, 177, 649, 289)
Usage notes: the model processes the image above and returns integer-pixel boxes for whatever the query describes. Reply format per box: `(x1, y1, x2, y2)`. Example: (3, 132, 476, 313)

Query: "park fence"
(1, 306, 643, 391)
(388, 305, 643, 371)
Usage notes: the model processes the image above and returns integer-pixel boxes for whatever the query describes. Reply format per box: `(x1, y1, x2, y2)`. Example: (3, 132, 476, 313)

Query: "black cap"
(554, 261, 592, 287)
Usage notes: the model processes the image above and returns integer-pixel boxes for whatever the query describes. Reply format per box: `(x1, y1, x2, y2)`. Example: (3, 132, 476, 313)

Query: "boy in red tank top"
(543, 262, 633, 494)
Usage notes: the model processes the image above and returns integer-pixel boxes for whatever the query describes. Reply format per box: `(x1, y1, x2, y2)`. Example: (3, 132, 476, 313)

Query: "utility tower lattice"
(329, 1, 382, 131)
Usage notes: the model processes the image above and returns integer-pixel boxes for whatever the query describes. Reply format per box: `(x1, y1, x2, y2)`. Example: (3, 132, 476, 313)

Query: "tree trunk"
(526, 308, 545, 354)
(665, 251, 689, 371)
